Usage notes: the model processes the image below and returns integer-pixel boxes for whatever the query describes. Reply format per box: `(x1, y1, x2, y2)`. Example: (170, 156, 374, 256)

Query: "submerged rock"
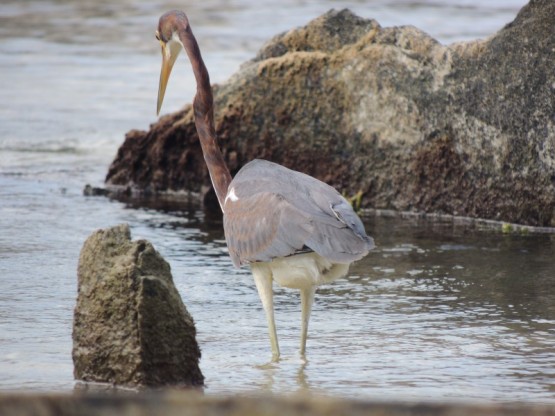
(72, 224, 204, 387)
(106, 1, 555, 226)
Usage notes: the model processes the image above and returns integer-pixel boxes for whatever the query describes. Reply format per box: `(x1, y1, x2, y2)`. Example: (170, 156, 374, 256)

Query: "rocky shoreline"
(1, 392, 555, 416)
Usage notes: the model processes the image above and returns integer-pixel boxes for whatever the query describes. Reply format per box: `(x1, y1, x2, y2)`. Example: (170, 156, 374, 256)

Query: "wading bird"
(156, 10, 374, 361)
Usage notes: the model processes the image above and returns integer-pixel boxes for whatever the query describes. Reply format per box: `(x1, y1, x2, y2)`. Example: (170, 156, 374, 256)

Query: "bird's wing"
(223, 159, 374, 268)
(303, 196, 374, 264)
(223, 191, 314, 267)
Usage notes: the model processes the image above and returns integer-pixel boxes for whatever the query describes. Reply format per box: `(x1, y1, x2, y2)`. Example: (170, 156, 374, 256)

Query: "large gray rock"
(105, 1, 555, 226)
(72, 224, 204, 387)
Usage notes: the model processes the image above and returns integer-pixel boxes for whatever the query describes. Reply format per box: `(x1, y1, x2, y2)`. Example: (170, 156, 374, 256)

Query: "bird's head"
(156, 11, 189, 115)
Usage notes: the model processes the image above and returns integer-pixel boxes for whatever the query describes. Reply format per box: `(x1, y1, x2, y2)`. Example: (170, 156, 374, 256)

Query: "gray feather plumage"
(223, 159, 374, 267)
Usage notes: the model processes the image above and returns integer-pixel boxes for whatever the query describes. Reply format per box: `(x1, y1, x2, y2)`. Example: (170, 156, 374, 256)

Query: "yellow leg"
(252, 264, 280, 361)
(300, 287, 315, 357)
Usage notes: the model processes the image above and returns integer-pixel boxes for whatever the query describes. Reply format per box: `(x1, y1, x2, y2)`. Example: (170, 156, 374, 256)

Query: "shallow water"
(2, 0, 555, 405)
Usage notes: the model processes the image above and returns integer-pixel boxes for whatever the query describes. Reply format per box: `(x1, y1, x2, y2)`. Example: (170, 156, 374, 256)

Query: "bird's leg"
(300, 286, 316, 357)
(252, 266, 280, 361)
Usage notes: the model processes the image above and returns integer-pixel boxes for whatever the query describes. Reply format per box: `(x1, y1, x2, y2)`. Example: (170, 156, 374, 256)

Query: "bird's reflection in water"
(296, 359, 309, 392)
(254, 356, 310, 393)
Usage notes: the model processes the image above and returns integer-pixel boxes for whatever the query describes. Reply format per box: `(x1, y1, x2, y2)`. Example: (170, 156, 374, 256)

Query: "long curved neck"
(179, 28, 232, 211)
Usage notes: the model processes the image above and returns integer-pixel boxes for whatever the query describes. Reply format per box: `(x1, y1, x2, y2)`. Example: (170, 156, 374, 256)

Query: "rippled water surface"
(2, 0, 554, 405)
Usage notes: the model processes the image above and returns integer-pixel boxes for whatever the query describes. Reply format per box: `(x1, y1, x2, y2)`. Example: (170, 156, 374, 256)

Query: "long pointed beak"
(157, 41, 180, 115)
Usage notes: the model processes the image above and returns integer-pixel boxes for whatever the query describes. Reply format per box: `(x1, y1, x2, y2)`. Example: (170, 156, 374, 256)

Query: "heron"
(155, 10, 374, 361)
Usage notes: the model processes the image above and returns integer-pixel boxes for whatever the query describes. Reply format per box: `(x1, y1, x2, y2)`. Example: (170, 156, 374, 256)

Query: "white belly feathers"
(251, 252, 350, 290)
